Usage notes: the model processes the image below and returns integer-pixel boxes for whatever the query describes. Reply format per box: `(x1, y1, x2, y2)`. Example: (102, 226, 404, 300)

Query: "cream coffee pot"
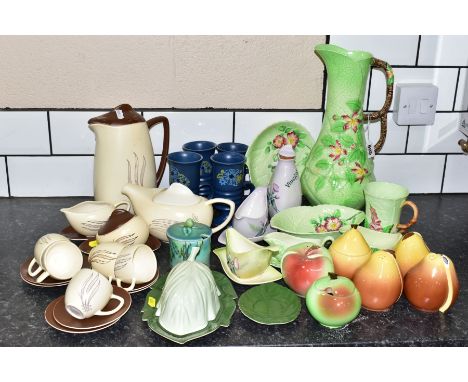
(89, 104, 170, 205)
(122, 183, 235, 242)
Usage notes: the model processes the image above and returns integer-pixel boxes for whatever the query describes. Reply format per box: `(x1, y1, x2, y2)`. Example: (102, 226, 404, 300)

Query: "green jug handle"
(362, 58, 394, 154)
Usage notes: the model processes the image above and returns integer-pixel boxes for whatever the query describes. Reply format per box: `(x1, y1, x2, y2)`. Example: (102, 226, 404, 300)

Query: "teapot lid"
(88, 104, 145, 126)
(167, 219, 211, 241)
(152, 183, 201, 206)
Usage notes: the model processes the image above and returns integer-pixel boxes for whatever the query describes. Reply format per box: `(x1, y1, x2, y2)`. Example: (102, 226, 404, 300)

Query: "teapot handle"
(146, 116, 170, 186)
(205, 198, 236, 234)
(362, 58, 394, 154)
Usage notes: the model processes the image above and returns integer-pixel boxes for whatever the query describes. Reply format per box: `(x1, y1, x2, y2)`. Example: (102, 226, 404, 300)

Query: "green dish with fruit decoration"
(245, 121, 315, 187)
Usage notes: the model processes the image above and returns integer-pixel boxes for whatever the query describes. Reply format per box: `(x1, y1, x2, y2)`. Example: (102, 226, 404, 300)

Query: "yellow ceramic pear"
(329, 226, 371, 278)
(395, 232, 430, 277)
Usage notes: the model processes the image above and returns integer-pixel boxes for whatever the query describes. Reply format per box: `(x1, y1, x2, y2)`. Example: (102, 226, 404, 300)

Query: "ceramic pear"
(404, 252, 459, 313)
(306, 272, 361, 329)
(395, 232, 430, 277)
(281, 242, 334, 297)
(353, 250, 403, 311)
(122, 183, 235, 242)
(329, 226, 371, 278)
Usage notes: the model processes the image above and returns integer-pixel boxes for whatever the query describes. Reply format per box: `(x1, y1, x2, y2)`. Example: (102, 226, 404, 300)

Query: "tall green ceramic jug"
(301, 44, 394, 209)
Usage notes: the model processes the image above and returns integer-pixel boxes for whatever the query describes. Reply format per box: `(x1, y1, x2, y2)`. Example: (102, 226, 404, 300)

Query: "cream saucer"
(213, 247, 282, 285)
(217, 224, 275, 245)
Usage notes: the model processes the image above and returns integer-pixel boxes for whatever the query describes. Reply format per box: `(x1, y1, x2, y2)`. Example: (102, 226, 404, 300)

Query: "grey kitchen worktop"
(1, 194, 467, 346)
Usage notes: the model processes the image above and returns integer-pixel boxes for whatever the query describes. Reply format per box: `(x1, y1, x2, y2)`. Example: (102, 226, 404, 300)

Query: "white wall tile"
(0, 158, 8, 196)
(49, 112, 101, 154)
(368, 113, 408, 154)
(406, 113, 466, 153)
(155, 156, 170, 188)
(419, 36, 468, 66)
(443, 155, 468, 193)
(0, 112, 50, 155)
(369, 68, 458, 111)
(144, 112, 233, 154)
(235, 112, 323, 145)
(455, 69, 468, 111)
(329, 36, 419, 65)
(8, 156, 94, 196)
(373, 154, 445, 193)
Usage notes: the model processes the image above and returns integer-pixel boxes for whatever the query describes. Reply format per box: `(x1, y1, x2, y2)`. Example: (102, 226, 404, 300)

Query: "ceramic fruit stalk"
(353, 250, 403, 311)
(329, 225, 372, 278)
(267, 145, 302, 217)
(306, 272, 361, 329)
(395, 232, 430, 277)
(281, 242, 334, 297)
(301, 44, 394, 209)
(89, 104, 169, 205)
(404, 252, 459, 313)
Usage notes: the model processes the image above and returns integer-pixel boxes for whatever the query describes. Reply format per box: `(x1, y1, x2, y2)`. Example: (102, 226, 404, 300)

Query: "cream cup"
(65, 268, 125, 320)
(34, 240, 83, 283)
(114, 244, 157, 291)
(88, 242, 126, 280)
(29, 233, 69, 277)
(96, 215, 149, 246)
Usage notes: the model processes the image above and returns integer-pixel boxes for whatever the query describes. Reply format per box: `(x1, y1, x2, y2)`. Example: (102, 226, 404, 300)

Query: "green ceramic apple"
(306, 272, 361, 329)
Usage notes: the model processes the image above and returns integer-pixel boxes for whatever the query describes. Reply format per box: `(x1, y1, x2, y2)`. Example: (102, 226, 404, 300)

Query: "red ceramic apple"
(281, 243, 334, 297)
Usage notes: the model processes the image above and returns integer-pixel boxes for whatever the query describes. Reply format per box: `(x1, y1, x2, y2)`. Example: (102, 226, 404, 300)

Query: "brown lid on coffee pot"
(88, 104, 145, 126)
(98, 209, 134, 235)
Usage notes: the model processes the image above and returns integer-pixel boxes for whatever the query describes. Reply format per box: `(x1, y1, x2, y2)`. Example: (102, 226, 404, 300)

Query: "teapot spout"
(121, 183, 160, 217)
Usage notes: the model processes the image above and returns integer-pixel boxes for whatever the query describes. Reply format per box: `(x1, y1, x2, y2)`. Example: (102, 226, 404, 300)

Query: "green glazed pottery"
(270, 205, 365, 239)
(245, 121, 315, 187)
(306, 272, 361, 329)
(141, 271, 237, 344)
(363, 181, 418, 233)
(340, 225, 402, 251)
(301, 44, 394, 209)
(238, 283, 301, 325)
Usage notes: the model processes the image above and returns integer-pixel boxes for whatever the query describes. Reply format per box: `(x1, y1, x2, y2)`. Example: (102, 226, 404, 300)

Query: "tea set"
(20, 43, 461, 341)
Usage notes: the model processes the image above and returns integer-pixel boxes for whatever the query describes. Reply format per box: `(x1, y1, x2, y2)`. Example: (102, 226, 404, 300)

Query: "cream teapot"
(122, 183, 235, 242)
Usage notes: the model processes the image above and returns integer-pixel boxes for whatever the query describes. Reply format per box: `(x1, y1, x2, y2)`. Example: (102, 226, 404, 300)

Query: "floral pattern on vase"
(216, 168, 243, 186)
(267, 182, 280, 214)
(200, 160, 212, 176)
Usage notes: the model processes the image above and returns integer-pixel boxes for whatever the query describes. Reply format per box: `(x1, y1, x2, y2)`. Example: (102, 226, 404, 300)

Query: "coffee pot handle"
(205, 198, 236, 234)
(362, 58, 394, 154)
(146, 116, 170, 186)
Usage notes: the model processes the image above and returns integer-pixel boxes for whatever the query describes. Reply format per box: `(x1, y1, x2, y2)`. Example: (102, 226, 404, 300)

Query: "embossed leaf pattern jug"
(301, 44, 394, 209)
(89, 104, 169, 204)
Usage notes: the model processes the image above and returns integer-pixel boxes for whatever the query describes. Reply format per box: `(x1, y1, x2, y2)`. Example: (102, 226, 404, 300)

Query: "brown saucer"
(53, 285, 132, 330)
(79, 234, 162, 255)
(45, 298, 119, 333)
(60, 226, 89, 242)
(20, 254, 90, 288)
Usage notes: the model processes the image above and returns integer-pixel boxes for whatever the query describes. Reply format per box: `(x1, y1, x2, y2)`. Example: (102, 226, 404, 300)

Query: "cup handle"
(397, 201, 418, 233)
(28, 258, 43, 277)
(113, 201, 131, 211)
(205, 198, 236, 234)
(35, 271, 50, 283)
(94, 294, 125, 316)
(116, 278, 136, 292)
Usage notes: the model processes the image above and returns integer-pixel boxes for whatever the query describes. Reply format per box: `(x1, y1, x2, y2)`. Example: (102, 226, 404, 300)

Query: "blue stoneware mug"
(216, 142, 250, 182)
(168, 151, 202, 195)
(182, 141, 216, 197)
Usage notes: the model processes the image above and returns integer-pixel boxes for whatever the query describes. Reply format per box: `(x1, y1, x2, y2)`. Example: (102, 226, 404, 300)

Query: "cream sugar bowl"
(29, 234, 83, 283)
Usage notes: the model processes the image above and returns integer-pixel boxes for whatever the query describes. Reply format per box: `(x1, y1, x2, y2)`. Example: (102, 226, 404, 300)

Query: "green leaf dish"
(238, 283, 301, 325)
(141, 271, 237, 344)
(245, 121, 315, 187)
(270, 205, 365, 238)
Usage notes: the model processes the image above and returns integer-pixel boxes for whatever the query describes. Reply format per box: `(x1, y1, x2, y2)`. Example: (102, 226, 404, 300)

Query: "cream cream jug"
(89, 104, 170, 204)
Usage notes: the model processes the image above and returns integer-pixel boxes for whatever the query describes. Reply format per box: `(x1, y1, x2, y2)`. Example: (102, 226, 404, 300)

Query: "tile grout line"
(4, 156, 11, 197)
(404, 125, 410, 153)
(452, 68, 461, 111)
(232, 112, 236, 142)
(46, 111, 53, 155)
(320, 35, 330, 112)
(440, 154, 448, 193)
(415, 35, 422, 66)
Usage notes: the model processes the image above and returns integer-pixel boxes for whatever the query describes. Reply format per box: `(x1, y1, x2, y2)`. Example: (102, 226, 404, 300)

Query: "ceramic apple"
(281, 243, 334, 297)
(306, 272, 361, 329)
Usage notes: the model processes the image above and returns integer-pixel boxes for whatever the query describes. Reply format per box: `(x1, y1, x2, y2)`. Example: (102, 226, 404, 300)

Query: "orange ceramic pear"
(353, 250, 403, 311)
(404, 252, 459, 313)
(329, 226, 371, 279)
(395, 232, 429, 277)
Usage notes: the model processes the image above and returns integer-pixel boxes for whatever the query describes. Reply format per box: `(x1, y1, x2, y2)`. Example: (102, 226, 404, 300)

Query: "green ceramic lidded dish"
(166, 219, 212, 268)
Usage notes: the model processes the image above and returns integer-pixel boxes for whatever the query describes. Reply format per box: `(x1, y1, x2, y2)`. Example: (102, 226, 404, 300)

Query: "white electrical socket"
(459, 113, 468, 137)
